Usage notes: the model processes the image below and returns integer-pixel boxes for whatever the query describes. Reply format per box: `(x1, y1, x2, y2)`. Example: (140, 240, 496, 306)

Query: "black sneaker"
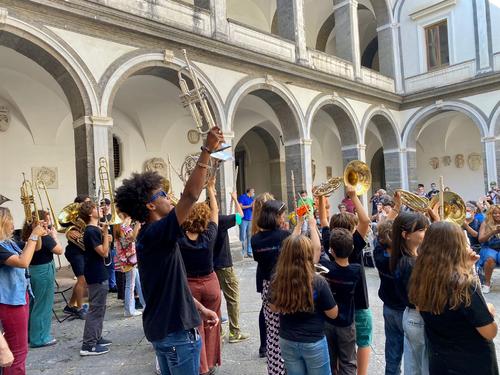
(97, 338, 112, 347)
(63, 305, 78, 315)
(80, 344, 109, 356)
(109, 287, 118, 293)
(75, 308, 87, 320)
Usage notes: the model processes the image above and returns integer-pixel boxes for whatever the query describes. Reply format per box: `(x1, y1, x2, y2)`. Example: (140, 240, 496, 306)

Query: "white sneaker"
(124, 310, 142, 317)
(482, 284, 491, 294)
(155, 356, 161, 375)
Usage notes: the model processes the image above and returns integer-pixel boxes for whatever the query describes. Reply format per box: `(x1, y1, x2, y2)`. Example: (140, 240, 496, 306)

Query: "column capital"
(482, 136, 499, 143)
(73, 116, 113, 128)
(341, 143, 366, 151)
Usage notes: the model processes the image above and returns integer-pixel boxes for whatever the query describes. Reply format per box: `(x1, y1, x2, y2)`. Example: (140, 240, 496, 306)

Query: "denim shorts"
(355, 308, 373, 347)
(479, 247, 500, 267)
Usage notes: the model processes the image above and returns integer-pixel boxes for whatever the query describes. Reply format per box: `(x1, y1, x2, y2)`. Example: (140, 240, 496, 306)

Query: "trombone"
(97, 157, 121, 226)
(312, 160, 372, 197)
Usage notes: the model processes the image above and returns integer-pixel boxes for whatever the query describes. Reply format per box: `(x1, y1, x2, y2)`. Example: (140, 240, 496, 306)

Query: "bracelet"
(197, 162, 209, 169)
(200, 145, 212, 154)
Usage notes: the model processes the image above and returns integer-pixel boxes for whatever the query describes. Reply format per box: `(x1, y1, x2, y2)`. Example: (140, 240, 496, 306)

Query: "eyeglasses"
(148, 190, 168, 203)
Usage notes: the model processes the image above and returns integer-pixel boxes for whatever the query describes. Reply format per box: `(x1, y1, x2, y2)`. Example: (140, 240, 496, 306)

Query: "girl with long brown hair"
(409, 221, 498, 375)
(478, 204, 500, 293)
(271, 234, 337, 375)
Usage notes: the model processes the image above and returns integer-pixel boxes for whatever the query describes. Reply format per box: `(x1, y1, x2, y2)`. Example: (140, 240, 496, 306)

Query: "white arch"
(305, 94, 361, 142)
(100, 52, 226, 130)
(225, 77, 306, 138)
(4, 14, 99, 116)
(360, 104, 400, 147)
(401, 101, 489, 148)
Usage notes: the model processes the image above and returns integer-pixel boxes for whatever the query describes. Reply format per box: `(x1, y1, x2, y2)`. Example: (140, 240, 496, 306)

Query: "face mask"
(465, 212, 472, 220)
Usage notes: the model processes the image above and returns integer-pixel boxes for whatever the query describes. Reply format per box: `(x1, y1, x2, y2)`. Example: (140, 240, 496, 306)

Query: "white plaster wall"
(400, 0, 476, 78)
(227, 0, 276, 32)
(490, 0, 500, 54)
(303, 0, 335, 49)
(416, 114, 485, 200)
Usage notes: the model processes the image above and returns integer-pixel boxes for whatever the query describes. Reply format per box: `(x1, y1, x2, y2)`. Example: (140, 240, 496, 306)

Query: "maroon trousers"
(0, 294, 29, 375)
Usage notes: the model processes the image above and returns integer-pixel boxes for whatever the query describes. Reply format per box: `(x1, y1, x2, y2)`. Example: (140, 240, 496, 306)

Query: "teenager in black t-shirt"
(318, 187, 373, 375)
(251, 200, 304, 375)
(320, 227, 361, 375)
(409, 221, 498, 375)
(115, 127, 222, 375)
(21, 210, 63, 348)
(373, 220, 406, 375)
(213, 191, 249, 343)
(391, 212, 428, 375)
(78, 201, 112, 356)
(270, 233, 337, 375)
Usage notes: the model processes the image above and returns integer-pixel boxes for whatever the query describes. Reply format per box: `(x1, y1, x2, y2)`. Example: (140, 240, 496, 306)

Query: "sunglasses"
(148, 190, 168, 204)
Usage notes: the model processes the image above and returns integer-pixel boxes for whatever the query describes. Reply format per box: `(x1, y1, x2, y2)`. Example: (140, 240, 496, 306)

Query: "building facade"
(0, 0, 499, 226)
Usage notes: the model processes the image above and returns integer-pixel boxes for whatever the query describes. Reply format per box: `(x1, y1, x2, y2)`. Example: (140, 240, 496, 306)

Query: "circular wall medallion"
(187, 129, 201, 144)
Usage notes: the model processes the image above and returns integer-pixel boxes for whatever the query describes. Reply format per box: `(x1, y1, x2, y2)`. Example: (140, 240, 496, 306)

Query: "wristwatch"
(29, 234, 39, 242)
(200, 145, 212, 154)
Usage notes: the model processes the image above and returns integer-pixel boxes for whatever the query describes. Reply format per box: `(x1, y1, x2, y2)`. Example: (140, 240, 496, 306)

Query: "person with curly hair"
(478, 205, 500, 293)
(409, 221, 498, 375)
(270, 233, 337, 375)
(178, 177, 220, 375)
(114, 127, 222, 375)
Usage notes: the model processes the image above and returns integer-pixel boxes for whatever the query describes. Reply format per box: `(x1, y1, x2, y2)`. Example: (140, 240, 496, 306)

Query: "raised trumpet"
(313, 160, 371, 197)
(97, 157, 122, 225)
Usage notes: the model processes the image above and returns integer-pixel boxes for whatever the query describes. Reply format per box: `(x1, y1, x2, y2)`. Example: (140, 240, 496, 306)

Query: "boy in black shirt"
(320, 228, 361, 375)
(79, 201, 112, 356)
(115, 127, 222, 375)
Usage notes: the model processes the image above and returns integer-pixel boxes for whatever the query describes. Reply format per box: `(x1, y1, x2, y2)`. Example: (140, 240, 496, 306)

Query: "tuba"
(97, 157, 121, 225)
(394, 189, 430, 213)
(429, 191, 466, 225)
(312, 160, 371, 197)
(178, 49, 214, 135)
(58, 202, 86, 251)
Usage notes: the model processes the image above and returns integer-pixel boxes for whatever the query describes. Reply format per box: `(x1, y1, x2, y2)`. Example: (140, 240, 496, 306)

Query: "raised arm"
(318, 195, 329, 228)
(176, 128, 224, 225)
(308, 215, 321, 263)
(48, 227, 63, 255)
(387, 191, 401, 221)
(4, 223, 47, 268)
(231, 191, 244, 217)
(206, 176, 219, 225)
(347, 186, 370, 238)
(94, 224, 111, 258)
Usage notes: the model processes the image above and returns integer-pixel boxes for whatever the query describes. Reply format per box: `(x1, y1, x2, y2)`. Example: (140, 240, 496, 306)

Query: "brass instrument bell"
(58, 202, 86, 251)
(312, 160, 371, 197)
(97, 157, 122, 225)
(395, 189, 430, 213)
(429, 191, 466, 226)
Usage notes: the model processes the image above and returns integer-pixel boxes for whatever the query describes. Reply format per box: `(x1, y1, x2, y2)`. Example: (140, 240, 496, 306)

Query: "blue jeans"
(383, 305, 404, 375)
(279, 336, 332, 375)
(403, 307, 428, 375)
(124, 267, 145, 315)
(106, 247, 117, 289)
(152, 329, 202, 375)
(239, 219, 252, 255)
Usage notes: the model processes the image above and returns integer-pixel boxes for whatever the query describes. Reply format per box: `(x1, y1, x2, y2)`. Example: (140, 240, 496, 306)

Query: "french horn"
(58, 202, 86, 251)
(312, 160, 371, 197)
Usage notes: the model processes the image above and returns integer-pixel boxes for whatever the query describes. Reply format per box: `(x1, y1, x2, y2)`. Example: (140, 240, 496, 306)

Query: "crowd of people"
(0, 129, 499, 375)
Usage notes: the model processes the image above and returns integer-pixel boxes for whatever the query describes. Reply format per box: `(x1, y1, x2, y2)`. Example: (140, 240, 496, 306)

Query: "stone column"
(195, 0, 228, 40)
(402, 148, 418, 192)
(383, 149, 403, 190)
(483, 137, 498, 190)
(341, 143, 364, 168)
(73, 116, 113, 198)
(389, 23, 404, 93)
(285, 141, 307, 211)
(376, 23, 396, 79)
(276, 0, 308, 65)
(333, 0, 361, 79)
(473, 0, 493, 73)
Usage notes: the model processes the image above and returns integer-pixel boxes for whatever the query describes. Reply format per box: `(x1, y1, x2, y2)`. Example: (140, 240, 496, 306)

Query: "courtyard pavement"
(27, 252, 500, 374)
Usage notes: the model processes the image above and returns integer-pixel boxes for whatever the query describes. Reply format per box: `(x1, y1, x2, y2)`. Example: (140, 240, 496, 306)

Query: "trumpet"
(20, 173, 40, 225)
(312, 160, 371, 197)
(178, 49, 214, 135)
(97, 157, 121, 225)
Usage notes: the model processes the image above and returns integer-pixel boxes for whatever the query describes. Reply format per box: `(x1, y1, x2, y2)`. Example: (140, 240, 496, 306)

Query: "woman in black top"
(251, 200, 303, 375)
(271, 234, 337, 375)
(409, 221, 498, 375)
(391, 212, 428, 375)
(178, 178, 219, 375)
(22, 210, 63, 348)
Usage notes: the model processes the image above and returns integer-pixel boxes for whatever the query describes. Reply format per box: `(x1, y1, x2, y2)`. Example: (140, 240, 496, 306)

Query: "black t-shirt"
(252, 229, 291, 284)
(279, 275, 336, 343)
(373, 241, 405, 311)
(83, 225, 108, 284)
(30, 235, 57, 266)
(179, 221, 218, 277)
(213, 215, 236, 270)
(319, 256, 361, 327)
(321, 227, 369, 309)
(394, 255, 416, 309)
(421, 286, 498, 375)
(136, 209, 201, 342)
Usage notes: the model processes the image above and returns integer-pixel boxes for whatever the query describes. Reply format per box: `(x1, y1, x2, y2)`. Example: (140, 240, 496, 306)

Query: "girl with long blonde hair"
(409, 221, 498, 375)
(478, 204, 500, 293)
(271, 235, 337, 375)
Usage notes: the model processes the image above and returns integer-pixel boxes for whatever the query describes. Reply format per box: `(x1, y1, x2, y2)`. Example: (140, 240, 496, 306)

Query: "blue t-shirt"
(238, 194, 254, 221)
